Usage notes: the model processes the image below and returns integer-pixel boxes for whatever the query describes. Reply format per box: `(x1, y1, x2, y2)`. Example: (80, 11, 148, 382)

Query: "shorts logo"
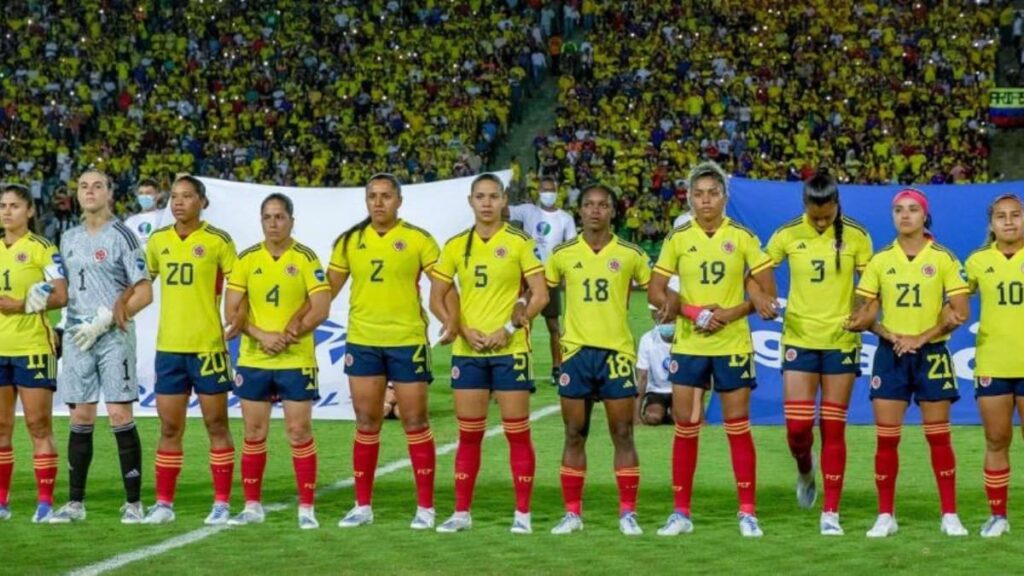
(669, 360, 679, 374)
(314, 268, 326, 282)
(921, 264, 936, 278)
(559, 373, 570, 387)
(193, 245, 206, 258)
(979, 376, 992, 388)
(784, 348, 797, 362)
(451, 366, 461, 380)
(15, 252, 28, 263)
(608, 258, 621, 273)
(234, 373, 244, 387)
(393, 240, 407, 252)
(94, 249, 107, 262)
(285, 264, 299, 276)
(494, 246, 508, 259)
(870, 375, 882, 389)
(344, 353, 354, 367)
(722, 241, 735, 254)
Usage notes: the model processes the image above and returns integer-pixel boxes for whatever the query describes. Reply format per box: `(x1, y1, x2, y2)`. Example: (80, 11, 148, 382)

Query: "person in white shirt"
(123, 178, 165, 246)
(636, 284, 704, 426)
(506, 176, 577, 384)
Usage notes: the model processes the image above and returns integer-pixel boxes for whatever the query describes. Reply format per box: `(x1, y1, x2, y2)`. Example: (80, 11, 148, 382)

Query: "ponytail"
(334, 217, 372, 258)
(833, 203, 844, 271)
(803, 169, 842, 270)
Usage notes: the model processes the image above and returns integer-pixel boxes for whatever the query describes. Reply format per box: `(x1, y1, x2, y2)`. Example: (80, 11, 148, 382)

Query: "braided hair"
(803, 170, 843, 271)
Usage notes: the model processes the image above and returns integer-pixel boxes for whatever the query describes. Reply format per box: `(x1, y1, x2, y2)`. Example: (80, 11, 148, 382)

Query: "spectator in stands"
(123, 178, 166, 245)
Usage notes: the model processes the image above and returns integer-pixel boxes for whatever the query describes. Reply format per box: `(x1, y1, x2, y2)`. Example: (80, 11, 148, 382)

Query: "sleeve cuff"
(431, 269, 453, 282)
(328, 263, 349, 273)
(226, 283, 247, 293)
(855, 288, 877, 299)
(523, 265, 544, 277)
(945, 287, 970, 297)
(652, 265, 674, 277)
(308, 285, 330, 296)
(749, 259, 774, 275)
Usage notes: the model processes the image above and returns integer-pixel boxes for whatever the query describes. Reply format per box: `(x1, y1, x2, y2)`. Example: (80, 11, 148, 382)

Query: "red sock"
(784, 400, 815, 475)
(503, 418, 535, 514)
(985, 467, 1010, 517)
(672, 421, 700, 515)
(0, 447, 12, 506)
(819, 402, 848, 513)
(724, 417, 757, 515)
(615, 465, 640, 515)
(454, 417, 486, 512)
(875, 424, 901, 514)
(924, 421, 957, 514)
(405, 427, 436, 509)
(353, 430, 381, 507)
(559, 466, 586, 515)
(291, 439, 317, 507)
(154, 450, 183, 505)
(33, 453, 58, 506)
(241, 438, 267, 503)
(209, 448, 235, 504)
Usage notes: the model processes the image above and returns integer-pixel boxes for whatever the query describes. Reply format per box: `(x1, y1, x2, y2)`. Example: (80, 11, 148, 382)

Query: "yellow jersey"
(653, 218, 773, 356)
(329, 220, 439, 347)
(432, 223, 544, 357)
(546, 235, 651, 359)
(147, 222, 236, 353)
(0, 233, 62, 356)
(227, 241, 330, 369)
(856, 241, 969, 343)
(965, 243, 1024, 377)
(766, 215, 873, 350)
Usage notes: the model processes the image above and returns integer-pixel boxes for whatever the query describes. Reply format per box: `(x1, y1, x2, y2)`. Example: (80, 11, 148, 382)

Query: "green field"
(5, 295, 1020, 575)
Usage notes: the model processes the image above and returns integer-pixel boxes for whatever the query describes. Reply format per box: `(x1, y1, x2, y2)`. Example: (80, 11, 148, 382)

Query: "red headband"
(892, 188, 929, 215)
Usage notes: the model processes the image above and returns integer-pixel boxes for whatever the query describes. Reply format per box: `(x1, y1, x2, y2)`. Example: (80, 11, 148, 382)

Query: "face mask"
(137, 195, 156, 210)
(539, 192, 557, 208)
(657, 323, 676, 341)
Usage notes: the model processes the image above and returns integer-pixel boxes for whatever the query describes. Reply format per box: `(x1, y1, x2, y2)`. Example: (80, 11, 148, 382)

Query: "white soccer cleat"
(32, 503, 54, 524)
(738, 512, 763, 537)
(120, 501, 145, 524)
(619, 512, 643, 536)
(550, 512, 584, 535)
(980, 515, 1010, 538)
(141, 502, 175, 524)
(0, 504, 11, 521)
(204, 502, 231, 526)
(410, 506, 435, 530)
(337, 504, 374, 528)
(510, 510, 532, 534)
(657, 511, 694, 536)
(796, 458, 818, 510)
(940, 513, 969, 537)
(820, 512, 844, 536)
(227, 502, 266, 526)
(48, 501, 86, 523)
(298, 505, 319, 530)
(436, 511, 472, 533)
(866, 513, 898, 538)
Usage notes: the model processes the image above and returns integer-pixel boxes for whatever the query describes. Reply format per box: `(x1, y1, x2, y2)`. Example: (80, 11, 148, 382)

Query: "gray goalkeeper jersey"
(60, 218, 149, 325)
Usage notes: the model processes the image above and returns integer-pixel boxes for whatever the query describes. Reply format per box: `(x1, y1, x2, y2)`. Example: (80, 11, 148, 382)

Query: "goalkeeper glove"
(24, 282, 53, 313)
(69, 306, 114, 352)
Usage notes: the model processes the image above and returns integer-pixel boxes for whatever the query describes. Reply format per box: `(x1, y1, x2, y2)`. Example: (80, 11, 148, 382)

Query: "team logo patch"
(536, 222, 552, 236)
(94, 249, 107, 262)
(451, 366, 461, 380)
(135, 257, 146, 271)
(314, 268, 326, 282)
(285, 264, 299, 276)
(870, 375, 882, 389)
(494, 246, 508, 259)
(921, 264, 936, 278)
(669, 360, 679, 374)
(138, 222, 152, 235)
(721, 240, 735, 254)
(979, 376, 992, 388)
(52, 254, 63, 265)
(784, 348, 797, 362)
(393, 240, 407, 252)
(344, 353, 354, 367)
(234, 373, 244, 387)
(608, 258, 621, 272)
(15, 252, 27, 263)
(559, 373, 570, 387)
(192, 245, 206, 258)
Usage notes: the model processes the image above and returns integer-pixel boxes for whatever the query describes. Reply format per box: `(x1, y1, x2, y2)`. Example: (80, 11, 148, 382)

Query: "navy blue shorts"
(870, 341, 959, 404)
(344, 343, 433, 383)
(974, 376, 1024, 399)
(155, 352, 233, 395)
(0, 354, 56, 390)
(668, 353, 757, 392)
(782, 345, 860, 376)
(451, 353, 533, 392)
(558, 347, 637, 400)
(233, 367, 320, 402)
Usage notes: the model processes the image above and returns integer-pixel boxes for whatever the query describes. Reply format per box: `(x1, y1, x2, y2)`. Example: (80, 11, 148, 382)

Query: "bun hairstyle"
(803, 169, 843, 271)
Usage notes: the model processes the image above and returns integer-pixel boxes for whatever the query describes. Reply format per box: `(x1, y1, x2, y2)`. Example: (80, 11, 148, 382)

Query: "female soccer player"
(225, 193, 330, 530)
(141, 176, 236, 525)
(764, 171, 873, 535)
(429, 173, 549, 534)
(546, 183, 650, 536)
(847, 188, 970, 538)
(0, 183, 67, 522)
(50, 170, 153, 524)
(647, 161, 778, 538)
(329, 174, 441, 530)
(964, 193, 1024, 538)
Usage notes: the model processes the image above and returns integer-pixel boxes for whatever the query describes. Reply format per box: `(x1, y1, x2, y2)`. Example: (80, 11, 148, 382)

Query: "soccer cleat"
(940, 513, 968, 537)
(866, 513, 898, 538)
(0, 504, 10, 520)
(980, 515, 1010, 538)
(120, 502, 145, 524)
(510, 510, 532, 534)
(32, 503, 54, 524)
(619, 512, 643, 536)
(820, 512, 844, 536)
(337, 504, 374, 528)
(657, 512, 694, 536)
(48, 501, 86, 523)
(796, 457, 817, 510)
(410, 506, 435, 530)
(298, 506, 319, 530)
(204, 502, 231, 526)
(227, 502, 266, 526)
(550, 512, 584, 535)
(142, 503, 176, 524)
(436, 511, 472, 533)
(738, 512, 763, 537)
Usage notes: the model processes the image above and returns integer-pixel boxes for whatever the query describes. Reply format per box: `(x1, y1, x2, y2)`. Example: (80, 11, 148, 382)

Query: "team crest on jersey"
(285, 264, 299, 276)
(15, 252, 28, 263)
(94, 249, 108, 262)
(608, 258, 621, 272)
(344, 353, 354, 367)
(785, 348, 797, 362)
(669, 360, 679, 374)
(870, 375, 882, 389)
(451, 366, 461, 380)
(234, 373, 244, 387)
(559, 373, 570, 387)
(978, 376, 992, 388)
(192, 245, 206, 258)
(494, 246, 508, 259)
(393, 240, 407, 252)
(921, 264, 936, 278)
(721, 240, 735, 254)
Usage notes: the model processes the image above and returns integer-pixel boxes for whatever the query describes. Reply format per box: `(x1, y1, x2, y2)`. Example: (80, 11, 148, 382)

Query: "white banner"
(54, 172, 506, 419)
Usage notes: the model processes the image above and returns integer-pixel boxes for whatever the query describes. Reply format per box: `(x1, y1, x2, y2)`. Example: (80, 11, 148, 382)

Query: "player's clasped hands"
(891, 333, 928, 357)
(751, 293, 780, 321)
